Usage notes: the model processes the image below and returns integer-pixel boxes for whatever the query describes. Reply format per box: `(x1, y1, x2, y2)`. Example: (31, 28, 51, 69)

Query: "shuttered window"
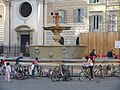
(107, 14, 117, 32)
(73, 8, 84, 23)
(58, 10, 67, 23)
(89, 15, 102, 32)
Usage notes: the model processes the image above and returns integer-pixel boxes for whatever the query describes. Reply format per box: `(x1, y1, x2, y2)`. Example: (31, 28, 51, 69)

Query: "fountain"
(44, 12, 71, 45)
(29, 12, 87, 59)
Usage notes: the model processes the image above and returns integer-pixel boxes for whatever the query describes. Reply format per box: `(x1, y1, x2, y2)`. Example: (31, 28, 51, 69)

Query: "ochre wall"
(80, 32, 120, 56)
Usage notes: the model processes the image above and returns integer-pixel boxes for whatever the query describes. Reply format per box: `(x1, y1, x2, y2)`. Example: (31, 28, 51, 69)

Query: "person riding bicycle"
(82, 56, 94, 80)
(82, 56, 89, 75)
(82, 56, 89, 68)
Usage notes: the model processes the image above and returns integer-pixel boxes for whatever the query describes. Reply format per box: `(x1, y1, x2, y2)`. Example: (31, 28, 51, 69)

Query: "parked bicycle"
(0, 65, 6, 75)
(94, 64, 105, 78)
(50, 65, 72, 82)
(10, 65, 29, 80)
(39, 66, 52, 77)
(105, 64, 120, 77)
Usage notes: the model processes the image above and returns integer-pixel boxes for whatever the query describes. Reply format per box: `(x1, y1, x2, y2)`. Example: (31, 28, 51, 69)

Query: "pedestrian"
(106, 49, 113, 59)
(90, 49, 96, 58)
(16, 51, 23, 65)
(31, 61, 35, 78)
(1, 55, 7, 66)
(34, 57, 39, 65)
(5, 62, 11, 82)
(34, 57, 39, 72)
(113, 53, 117, 59)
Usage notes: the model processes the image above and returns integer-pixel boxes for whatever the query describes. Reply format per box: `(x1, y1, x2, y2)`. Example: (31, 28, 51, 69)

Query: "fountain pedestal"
(53, 30, 62, 45)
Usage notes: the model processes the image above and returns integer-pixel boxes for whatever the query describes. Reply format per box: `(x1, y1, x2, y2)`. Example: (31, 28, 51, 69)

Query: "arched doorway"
(15, 25, 34, 55)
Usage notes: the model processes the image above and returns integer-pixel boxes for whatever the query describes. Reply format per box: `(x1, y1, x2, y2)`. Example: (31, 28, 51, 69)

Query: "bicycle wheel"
(105, 69, 112, 77)
(50, 72, 60, 82)
(95, 69, 105, 78)
(94, 70, 99, 77)
(17, 73, 25, 80)
(78, 71, 85, 82)
(114, 69, 120, 77)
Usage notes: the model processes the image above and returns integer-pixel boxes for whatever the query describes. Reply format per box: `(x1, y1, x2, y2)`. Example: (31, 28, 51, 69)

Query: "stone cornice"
(3, 0, 11, 6)
(37, 0, 47, 4)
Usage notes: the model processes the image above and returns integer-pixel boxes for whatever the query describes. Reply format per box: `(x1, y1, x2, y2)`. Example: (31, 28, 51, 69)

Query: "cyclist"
(88, 57, 94, 80)
(82, 56, 89, 68)
(82, 56, 89, 76)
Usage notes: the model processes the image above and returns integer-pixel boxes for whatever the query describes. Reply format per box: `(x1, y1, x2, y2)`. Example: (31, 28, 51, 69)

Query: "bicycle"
(39, 66, 52, 77)
(94, 64, 105, 78)
(110, 68, 120, 77)
(78, 66, 91, 82)
(50, 65, 72, 82)
(10, 65, 29, 80)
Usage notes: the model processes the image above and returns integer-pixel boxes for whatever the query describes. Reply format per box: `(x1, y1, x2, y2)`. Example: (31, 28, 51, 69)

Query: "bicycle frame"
(78, 66, 91, 82)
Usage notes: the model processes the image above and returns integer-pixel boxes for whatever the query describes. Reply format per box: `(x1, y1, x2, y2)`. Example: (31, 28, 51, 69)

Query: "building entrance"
(21, 34, 30, 55)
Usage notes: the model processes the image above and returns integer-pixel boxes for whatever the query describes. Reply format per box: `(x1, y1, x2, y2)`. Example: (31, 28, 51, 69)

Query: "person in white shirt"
(31, 62, 35, 78)
(88, 57, 94, 80)
(5, 62, 11, 81)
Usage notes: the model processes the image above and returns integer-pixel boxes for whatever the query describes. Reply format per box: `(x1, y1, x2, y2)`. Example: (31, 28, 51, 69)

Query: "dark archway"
(59, 36, 64, 45)
(76, 37, 79, 45)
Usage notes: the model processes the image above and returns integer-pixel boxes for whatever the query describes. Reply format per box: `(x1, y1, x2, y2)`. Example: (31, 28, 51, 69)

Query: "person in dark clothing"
(16, 51, 23, 65)
(106, 49, 113, 59)
(113, 54, 117, 59)
(90, 49, 96, 58)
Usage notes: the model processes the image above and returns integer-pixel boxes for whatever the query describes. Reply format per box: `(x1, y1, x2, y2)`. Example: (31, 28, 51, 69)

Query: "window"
(89, 0, 101, 3)
(107, 14, 117, 32)
(58, 10, 66, 23)
(19, 2, 32, 18)
(73, 8, 84, 23)
(89, 15, 102, 32)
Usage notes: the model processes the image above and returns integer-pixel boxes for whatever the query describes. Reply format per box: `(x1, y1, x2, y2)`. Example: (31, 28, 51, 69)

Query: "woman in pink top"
(34, 57, 39, 65)
(34, 57, 39, 73)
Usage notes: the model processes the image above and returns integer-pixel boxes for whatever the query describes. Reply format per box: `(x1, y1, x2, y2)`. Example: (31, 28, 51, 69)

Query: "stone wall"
(0, 1, 4, 45)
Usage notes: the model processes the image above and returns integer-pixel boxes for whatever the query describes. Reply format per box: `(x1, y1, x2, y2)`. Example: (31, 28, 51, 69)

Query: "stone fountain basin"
(43, 26, 71, 30)
(29, 45, 87, 59)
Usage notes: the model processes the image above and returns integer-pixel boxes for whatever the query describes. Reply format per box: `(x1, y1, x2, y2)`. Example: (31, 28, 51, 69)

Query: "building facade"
(46, 0, 120, 45)
(0, 0, 120, 55)
(1, 0, 47, 54)
(0, 0, 4, 45)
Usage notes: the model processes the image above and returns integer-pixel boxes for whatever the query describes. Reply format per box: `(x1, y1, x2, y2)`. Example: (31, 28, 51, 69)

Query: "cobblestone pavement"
(0, 76, 120, 90)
